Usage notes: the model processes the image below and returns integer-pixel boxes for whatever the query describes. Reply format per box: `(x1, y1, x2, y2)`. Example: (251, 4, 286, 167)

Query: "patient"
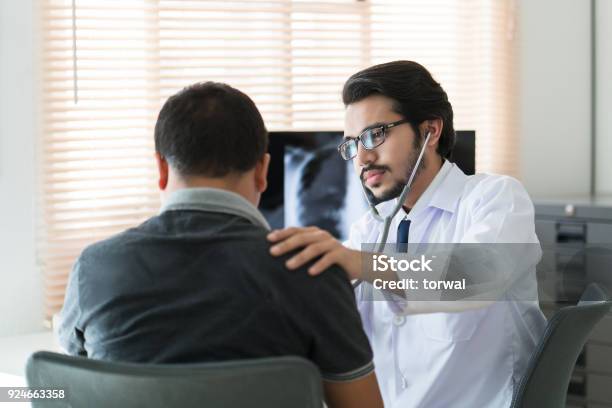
(57, 82, 383, 408)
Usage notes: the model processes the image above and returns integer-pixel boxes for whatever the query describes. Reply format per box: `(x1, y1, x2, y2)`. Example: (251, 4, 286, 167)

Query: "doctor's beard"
(362, 141, 426, 205)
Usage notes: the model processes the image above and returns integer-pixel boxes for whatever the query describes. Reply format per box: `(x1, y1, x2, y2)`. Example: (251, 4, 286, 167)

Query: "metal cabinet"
(534, 197, 612, 408)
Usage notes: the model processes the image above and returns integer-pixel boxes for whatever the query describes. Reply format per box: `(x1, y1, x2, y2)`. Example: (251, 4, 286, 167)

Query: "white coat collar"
(397, 160, 468, 219)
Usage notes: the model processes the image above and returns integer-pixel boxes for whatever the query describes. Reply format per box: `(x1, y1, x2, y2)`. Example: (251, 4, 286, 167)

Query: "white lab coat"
(345, 160, 547, 408)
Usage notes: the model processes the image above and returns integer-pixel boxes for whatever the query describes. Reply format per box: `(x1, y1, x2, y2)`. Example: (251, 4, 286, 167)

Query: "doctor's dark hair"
(342, 60, 455, 159)
(154, 82, 268, 177)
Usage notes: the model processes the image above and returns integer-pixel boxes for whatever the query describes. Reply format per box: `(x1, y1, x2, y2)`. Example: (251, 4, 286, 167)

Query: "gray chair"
(26, 352, 323, 408)
(511, 283, 612, 408)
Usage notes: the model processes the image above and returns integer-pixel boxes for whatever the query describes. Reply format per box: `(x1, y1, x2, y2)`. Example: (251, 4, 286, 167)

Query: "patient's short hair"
(154, 82, 268, 177)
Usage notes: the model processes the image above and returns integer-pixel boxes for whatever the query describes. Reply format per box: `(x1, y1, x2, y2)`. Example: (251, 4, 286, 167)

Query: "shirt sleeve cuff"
(320, 361, 375, 382)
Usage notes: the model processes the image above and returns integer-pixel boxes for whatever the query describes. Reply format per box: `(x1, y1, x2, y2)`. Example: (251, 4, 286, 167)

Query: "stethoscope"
(353, 131, 432, 288)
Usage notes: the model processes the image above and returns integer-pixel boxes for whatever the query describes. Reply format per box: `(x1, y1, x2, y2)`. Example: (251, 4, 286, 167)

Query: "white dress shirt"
(345, 160, 547, 408)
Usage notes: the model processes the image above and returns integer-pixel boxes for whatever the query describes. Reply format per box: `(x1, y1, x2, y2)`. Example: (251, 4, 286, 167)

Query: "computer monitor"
(259, 130, 475, 240)
(449, 131, 475, 176)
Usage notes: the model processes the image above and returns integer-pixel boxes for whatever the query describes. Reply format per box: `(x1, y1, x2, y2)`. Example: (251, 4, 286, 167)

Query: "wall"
(595, 0, 612, 195)
(518, 0, 592, 197)
(0, 0, 44, 336)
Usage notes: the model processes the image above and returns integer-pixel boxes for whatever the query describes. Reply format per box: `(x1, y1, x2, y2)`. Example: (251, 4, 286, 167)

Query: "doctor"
(268, 60, 546, 407)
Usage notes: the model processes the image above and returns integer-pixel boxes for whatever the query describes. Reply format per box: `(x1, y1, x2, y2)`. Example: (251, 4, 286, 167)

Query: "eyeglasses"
(337, 119, 410, 160)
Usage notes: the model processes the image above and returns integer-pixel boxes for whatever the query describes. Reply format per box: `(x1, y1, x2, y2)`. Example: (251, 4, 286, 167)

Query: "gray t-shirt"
(58, 188, 374, 382)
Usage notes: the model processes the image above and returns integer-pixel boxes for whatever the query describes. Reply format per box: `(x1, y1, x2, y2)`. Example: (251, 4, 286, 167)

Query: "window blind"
(39, 0, 518, 322)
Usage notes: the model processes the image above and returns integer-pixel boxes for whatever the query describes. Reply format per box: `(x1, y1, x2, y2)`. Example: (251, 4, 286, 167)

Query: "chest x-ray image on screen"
(259, 131, 368, 241)
(259, 130, 475, 241)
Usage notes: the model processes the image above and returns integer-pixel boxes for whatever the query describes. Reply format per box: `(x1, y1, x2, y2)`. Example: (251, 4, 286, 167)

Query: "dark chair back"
(26, 352, 323, 408)
(511, 283, 612, 408)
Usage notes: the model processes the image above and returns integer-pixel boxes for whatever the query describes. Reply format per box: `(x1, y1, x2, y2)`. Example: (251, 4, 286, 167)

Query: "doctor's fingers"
(269, 228, 332, 256)
(309, 248, 361, 279)
(307, 250, 344, 276)
(267, 226, 320, 243)
(284, 239, 339, 270)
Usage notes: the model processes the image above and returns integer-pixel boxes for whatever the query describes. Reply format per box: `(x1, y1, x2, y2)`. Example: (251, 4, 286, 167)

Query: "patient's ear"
(254, 153, 271, 193)
(155, 152, 169, 191)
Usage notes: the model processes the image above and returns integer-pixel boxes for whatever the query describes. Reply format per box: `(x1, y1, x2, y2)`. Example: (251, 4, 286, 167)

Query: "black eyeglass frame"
(337, 119, 410, 161)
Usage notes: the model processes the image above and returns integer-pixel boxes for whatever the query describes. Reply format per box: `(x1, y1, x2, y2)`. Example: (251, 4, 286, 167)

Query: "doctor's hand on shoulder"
(267, 227, 362, 280)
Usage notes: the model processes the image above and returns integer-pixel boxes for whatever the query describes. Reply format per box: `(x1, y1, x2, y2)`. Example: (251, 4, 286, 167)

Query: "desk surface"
(0, 331, 58, 379)
(533, 194, 612, 207)
(0, 372, 28, 407)
(0, 332, 57, 407)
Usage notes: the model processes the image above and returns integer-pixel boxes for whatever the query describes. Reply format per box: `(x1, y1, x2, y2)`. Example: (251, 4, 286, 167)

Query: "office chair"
(26, 352, 323, 408)
(511, 282, 612, 408)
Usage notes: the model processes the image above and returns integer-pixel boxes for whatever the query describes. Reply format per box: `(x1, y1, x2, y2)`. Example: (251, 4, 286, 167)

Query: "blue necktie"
(396, 219, 410, 252)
